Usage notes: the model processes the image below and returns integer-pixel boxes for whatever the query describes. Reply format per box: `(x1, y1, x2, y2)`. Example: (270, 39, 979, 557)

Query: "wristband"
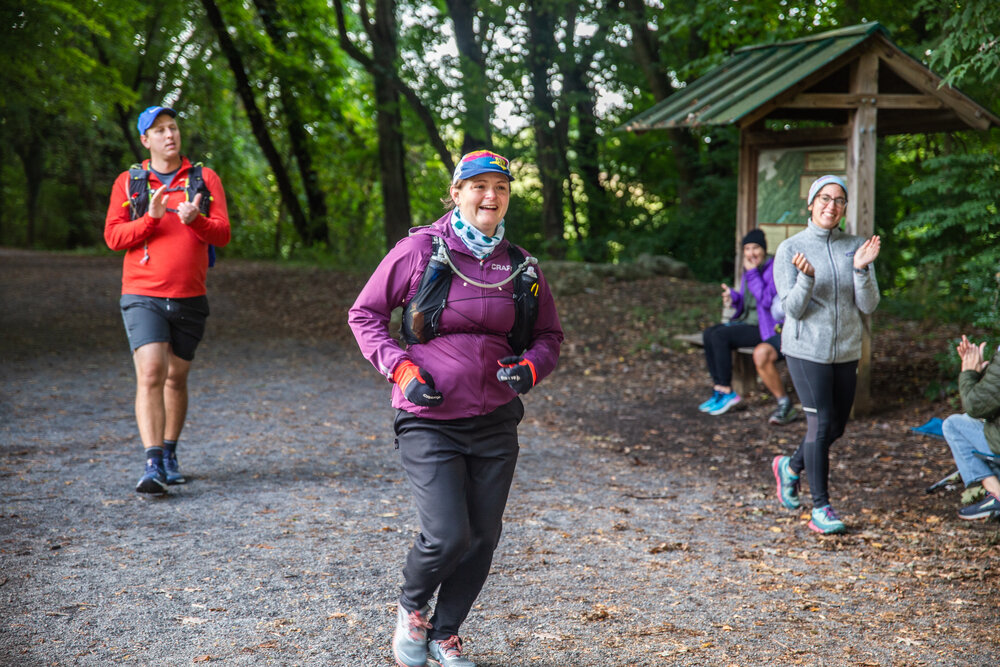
(853, 267, 869, 275)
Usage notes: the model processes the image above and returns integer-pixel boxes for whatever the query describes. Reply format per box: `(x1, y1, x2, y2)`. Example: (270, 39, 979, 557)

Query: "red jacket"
(104, 157, 230, 297)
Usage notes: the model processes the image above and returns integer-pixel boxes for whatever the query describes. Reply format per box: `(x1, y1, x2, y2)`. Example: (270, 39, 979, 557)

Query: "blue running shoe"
(709, 392, 741, 415)
(698, 391, 723, 412)
(135, 458, 168, 495)
(808, 505, 846, 534)
(163, 451, 186, 485)
(771, 455, 800, 509)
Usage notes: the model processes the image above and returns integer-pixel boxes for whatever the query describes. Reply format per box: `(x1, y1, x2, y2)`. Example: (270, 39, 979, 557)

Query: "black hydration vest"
(401, 235, 540, 355)
(126, 162, 215, 265)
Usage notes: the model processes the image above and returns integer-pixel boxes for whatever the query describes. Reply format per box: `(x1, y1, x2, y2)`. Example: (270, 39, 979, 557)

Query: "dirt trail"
(1, 250, 996, 666)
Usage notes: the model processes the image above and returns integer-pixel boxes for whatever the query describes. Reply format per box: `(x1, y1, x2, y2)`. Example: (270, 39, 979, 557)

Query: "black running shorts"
(119, 294, 210, 361)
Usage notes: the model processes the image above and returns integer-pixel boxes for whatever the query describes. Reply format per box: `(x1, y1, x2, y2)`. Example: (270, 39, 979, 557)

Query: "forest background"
(2, 0, 999, 327)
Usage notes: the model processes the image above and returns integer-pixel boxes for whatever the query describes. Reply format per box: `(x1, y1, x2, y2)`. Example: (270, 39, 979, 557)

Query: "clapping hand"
(792, 252, 814, 277)
(957, 335, 988, 373)
(854, 235, 881, 270)
(148, 184, 168, 219)
(177, 193, 203, 225)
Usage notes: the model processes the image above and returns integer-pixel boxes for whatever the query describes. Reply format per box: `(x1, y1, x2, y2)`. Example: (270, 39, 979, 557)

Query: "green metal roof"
(620, 22, 888, 132)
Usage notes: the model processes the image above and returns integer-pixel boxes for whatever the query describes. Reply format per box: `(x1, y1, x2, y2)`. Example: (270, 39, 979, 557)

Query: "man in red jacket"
(105, 105, 231, 495)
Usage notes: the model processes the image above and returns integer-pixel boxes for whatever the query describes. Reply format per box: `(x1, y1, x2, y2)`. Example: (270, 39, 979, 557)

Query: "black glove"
(496, 356, 536, 394)
(393, 360, 444, 407)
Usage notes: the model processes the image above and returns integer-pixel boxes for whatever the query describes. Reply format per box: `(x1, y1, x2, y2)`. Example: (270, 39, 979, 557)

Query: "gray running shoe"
(768, 402, 798, 425)
(428, 635, 475, 667)
(392, 603, 431, 667)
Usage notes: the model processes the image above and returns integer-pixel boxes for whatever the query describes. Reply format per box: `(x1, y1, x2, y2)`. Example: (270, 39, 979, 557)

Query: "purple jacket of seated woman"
(348, 213, 564, 420)
(729, 255, 783, 339)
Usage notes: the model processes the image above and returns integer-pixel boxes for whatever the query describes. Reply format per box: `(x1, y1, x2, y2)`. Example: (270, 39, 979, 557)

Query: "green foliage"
(921, 0, 1000, 87)
(893, 150, 1000, 326)
(0, 0, 998, 315)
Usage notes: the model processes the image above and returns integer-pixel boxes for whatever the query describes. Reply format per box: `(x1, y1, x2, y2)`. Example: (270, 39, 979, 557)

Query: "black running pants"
(785, 356, 858, 508)
(393, 398, 522, 640)
(702, 323, 761, 387)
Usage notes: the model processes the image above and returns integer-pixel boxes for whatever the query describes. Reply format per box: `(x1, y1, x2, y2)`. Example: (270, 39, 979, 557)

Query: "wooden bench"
(674, 332, 758, 396)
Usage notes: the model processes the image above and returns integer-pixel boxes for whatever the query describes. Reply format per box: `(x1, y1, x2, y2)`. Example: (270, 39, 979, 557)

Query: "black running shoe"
(958, 491, 1000, 520)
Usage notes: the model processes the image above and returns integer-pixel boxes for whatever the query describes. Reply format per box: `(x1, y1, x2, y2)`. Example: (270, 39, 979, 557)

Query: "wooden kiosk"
(621, 22, 999, 412)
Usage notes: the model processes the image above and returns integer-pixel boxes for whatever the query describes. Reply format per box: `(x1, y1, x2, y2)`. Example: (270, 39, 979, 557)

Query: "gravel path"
(1, 251, 996, 666)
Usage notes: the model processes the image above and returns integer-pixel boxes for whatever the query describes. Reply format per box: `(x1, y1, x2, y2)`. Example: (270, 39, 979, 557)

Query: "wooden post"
(735, 130, 758, 283)
(847, 50, 879, 415)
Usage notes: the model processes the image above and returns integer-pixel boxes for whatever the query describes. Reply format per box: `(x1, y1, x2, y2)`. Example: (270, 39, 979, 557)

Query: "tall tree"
(524, 0, 566, 257)
(445, 0, 493, 153)
(201, 0, 328, 246)
(0, 1, 132, 245)
(332, 0, 411, 245)
(620, 0, 700, 207)
(561, 4, 616, 260)
(251, 0, 330, 241)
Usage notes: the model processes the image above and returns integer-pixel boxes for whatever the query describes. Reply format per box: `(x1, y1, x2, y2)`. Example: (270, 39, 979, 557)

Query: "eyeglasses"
(816, 194, 847, 207)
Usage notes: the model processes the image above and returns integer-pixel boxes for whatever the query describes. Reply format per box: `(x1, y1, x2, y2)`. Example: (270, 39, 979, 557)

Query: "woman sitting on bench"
(942, 335, 1000, 520)
(698, 229, 795, 424)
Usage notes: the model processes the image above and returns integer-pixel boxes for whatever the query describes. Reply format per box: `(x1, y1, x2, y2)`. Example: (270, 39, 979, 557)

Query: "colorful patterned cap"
(137, 105, 177, 135)
(807, 175, 848, 205)
(452, 150, 514, 183)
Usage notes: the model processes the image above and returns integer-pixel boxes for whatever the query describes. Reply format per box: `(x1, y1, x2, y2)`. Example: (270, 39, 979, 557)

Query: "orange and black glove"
(496, 356, 536, 394)
(392, 360, 444, 407)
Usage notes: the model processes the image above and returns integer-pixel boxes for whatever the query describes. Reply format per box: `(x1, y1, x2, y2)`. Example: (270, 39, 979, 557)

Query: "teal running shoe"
(771, 455, 800, 509)
(709, 392, 741, 415)
(698, 391, 722, 412)
(808, 505, 846, 534)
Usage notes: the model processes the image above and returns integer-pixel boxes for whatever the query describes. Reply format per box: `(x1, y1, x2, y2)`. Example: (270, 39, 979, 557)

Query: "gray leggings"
(785, 356, 858, 508)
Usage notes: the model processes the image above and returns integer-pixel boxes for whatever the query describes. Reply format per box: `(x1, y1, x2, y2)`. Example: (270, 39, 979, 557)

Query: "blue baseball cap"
(136, 106, 177, 135)
(452, 150, 514, 184)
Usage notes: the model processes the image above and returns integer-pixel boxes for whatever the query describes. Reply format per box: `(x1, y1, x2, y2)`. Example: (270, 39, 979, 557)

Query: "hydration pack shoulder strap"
(400, 235, 540, 353)
(125, 161, 216, 265)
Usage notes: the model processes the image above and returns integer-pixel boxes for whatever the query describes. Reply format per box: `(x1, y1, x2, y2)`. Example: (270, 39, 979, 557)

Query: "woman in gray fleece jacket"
(770, 175, 881, 534)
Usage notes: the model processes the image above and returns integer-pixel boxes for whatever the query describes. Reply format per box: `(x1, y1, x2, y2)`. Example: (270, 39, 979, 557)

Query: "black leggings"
(702, 323, 761, 387)
(785, 356, 858, 507)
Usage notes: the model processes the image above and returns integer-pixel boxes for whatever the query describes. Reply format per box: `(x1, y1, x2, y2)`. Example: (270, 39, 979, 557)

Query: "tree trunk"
(445, 0, 493, 153)
(621, 0, 699, 206)
(200, 0, 321, 246)
(14, 131, 44, 247)
(524, 1, 565, 257)
(370, 0, 411, 245)
(252, 0, 329, 245)
(333, 0, 414, 246)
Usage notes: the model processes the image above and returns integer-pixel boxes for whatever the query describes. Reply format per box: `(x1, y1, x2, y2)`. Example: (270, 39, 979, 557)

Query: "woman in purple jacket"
(698, 229, 795, 423)
(349, 150, 563, 667)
